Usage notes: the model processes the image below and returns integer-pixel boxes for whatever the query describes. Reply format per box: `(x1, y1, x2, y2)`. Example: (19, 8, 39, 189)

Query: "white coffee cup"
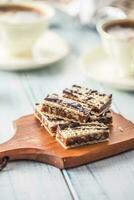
(0, 2, 54, 57)
(97, 19, 134, 77)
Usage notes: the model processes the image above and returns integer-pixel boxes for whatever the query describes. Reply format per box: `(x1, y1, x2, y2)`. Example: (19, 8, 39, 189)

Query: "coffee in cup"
(0, 2, 54, 57)
(97, 19, 134, 77)
(0, 5, 44, 23)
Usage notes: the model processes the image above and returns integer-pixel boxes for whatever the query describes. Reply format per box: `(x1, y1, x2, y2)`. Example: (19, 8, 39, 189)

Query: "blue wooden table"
(0, 11, 134, 200)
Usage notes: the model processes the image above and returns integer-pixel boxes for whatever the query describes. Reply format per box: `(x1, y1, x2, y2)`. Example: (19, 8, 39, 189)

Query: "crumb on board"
(118, 126, 124, 132)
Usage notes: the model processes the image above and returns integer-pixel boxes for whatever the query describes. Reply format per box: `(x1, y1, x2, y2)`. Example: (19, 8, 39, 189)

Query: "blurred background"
(1, 0, 134, 27)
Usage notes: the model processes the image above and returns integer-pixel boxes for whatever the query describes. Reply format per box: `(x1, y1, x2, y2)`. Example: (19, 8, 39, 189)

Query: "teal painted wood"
(0, 72, 73, 200)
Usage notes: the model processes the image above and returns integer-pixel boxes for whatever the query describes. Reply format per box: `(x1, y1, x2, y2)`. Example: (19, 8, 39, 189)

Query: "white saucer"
(80, 46, 134, 91)
(0, 31, 69, 71)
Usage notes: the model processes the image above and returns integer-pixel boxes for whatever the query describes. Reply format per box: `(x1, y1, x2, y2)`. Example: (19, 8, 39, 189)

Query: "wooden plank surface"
(0, 72, 73, 200)
(0, 12, 134, 200)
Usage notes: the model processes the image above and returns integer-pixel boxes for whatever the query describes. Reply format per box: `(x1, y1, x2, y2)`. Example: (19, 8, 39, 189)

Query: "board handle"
(0, 156, 9, 171)
(0, 139, 14, 171)
(0, 136, 26, 171)
(0, 135, 47, 171)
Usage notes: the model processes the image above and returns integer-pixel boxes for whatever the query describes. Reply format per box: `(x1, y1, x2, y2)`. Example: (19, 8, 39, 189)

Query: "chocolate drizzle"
(44, 94, 90, 115)
(63, 85, 112, 115)
(56, 121, 109, 148)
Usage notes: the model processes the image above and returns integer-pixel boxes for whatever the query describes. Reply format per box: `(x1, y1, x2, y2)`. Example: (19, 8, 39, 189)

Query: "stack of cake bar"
(35, 85, 112, 149)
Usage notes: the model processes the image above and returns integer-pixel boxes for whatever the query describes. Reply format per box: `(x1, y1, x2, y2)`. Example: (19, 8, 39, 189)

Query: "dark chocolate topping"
(44, 94, 89, 114)
(45, 94, 59, 102)
(63, 85, 112, 113)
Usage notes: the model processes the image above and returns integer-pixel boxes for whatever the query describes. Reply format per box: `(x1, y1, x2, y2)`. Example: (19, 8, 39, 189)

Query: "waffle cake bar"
(42, 94, 90, 123)
(63, 85, 112, 116)
(35, 85, 112, 149)
(42, 91, 112, 123)
(56, 122, 110, 149)
(35, 104, 79, 136)
(35, 104, 112, 137)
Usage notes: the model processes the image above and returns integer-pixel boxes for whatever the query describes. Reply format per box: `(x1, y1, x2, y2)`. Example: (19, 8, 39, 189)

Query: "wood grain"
(0, 111, 134, 169)
(0, 72, 73, 200)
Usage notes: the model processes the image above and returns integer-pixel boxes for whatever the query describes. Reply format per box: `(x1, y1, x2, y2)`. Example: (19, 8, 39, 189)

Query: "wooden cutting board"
(0, 112, 134, 169)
